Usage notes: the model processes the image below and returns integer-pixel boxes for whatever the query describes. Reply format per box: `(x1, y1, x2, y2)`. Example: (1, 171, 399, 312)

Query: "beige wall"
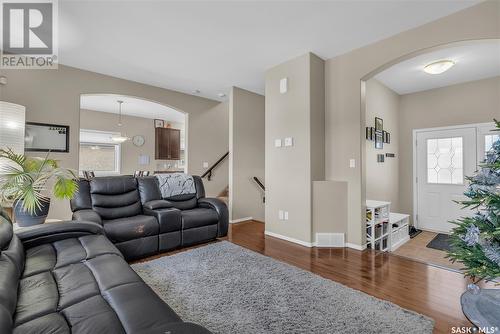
(312, 181, 348, 236)
(80, 109, 184, 175)
(229, 87, 265, 222)
(365, 79, 400, 211)
(183, 101, 229, 197)
(399, 76, 500, 219)
(325, 1, 500, 247)
(265, 53, 325, 244)
(0, 65, 228, 219)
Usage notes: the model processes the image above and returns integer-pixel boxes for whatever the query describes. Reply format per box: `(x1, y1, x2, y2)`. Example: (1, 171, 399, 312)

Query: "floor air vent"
(315, 233, 345, 247)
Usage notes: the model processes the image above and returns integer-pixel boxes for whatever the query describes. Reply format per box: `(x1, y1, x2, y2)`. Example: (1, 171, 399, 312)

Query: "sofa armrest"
(72, 209, 102, 225)
(198, 198, 228, 237)
(143, 199, 173, 210)
(143, 207, 181, 233)
(16, 221, 103, 249)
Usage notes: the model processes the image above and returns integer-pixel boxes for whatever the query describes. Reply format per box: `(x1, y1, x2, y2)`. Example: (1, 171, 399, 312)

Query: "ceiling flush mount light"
(217, 93, 226, 98)
(192, 89, 201, 94)
(423, 60, 455, 74)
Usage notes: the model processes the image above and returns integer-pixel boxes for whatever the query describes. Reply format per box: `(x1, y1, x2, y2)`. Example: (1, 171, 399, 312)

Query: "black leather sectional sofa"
(70, 175, 228, 260)
(0, 210, 211, 333)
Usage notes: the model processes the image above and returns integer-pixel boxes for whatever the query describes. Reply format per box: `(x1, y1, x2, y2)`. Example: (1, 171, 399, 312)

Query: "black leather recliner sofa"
(0, 209, 211, 333)
(70, 175, 228, 260)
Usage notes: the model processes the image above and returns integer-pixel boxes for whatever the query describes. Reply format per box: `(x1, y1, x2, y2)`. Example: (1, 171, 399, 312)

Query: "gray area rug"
(132, 241, 434, 334)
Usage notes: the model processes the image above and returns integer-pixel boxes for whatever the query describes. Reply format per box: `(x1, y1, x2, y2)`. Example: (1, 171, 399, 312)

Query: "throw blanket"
(156, 173, 196, 198)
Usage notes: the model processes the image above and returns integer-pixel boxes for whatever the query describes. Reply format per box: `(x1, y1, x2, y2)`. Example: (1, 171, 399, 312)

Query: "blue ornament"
(461, 224, 480, 246)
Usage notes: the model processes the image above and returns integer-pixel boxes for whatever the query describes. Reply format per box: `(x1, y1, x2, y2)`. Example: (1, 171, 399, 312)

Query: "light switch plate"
(349, 159, 356, 168)
(284, 211, 289, 220)
(284, 137, 293, 147)
(138, 155, 150, 165)
(280, 78, 288, 94)
(203, 162, 209, 168)
(278, 210, 284, 220)
(274, 139, 282, 148)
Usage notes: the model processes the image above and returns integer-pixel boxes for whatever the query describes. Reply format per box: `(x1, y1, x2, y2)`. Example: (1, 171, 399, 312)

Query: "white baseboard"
(345, 242, 367, 251)
(264, 231, 314, 248)
(230, 217, 253, 224)
(264, 231, 367, 250)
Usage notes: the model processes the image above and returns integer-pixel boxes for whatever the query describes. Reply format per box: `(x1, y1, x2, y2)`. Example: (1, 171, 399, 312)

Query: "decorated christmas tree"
(447, 120, 500, 282)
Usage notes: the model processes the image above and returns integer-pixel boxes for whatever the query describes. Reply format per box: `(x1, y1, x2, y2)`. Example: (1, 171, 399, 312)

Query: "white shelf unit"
(366, 200, 391, 252)
(389, 213, 410, 251)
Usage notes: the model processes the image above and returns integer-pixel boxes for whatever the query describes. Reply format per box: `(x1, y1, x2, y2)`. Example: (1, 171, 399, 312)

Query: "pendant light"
(111, 100, 130, 142)
(117, 100, 123, 127)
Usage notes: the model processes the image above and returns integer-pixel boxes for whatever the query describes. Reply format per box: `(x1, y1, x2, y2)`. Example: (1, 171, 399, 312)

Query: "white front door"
(477, 124, 500, 162)
(416, 127, 477, 233)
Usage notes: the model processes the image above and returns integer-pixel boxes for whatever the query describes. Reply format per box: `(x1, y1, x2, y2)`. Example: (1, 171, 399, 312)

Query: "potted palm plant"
(0, 148, 78, 227)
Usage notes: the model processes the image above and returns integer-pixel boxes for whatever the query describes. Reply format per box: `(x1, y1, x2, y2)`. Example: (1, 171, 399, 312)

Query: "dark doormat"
(409, 226, 422, 239)
(426, 233, 451, 252)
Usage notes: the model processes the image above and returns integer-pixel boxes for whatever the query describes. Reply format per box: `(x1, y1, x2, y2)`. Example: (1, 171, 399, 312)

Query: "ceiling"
(375, 40, 500, 95)
(80, 94, 186, 123)
(59, 1, 480, 101)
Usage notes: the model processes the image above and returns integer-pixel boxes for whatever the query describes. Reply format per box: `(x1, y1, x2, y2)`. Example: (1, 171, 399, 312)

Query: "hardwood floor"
(225, 221, 497, 334)
(138, 220, 497, 334)
(393, 231, 463, 272)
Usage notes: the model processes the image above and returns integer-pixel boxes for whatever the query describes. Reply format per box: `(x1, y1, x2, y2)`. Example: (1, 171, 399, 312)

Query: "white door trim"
(412, 122, 493, 231)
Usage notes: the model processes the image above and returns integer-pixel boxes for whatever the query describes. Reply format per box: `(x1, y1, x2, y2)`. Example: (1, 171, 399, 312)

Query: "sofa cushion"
(168, 196, 198, 211)
(89, 176, 142, 220)
(13, 234, 182, 333)
(0, 243, 23, 325)
(114, 237, 159, 261)
(103, 215, 159, 243)
(0, 217, 24, 333)
(181, 208, 219, 230)
(137, 176, 162, 204)
(70, 179, 92, 211)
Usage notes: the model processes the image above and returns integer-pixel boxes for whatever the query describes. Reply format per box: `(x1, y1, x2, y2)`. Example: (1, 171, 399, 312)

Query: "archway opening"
(360, 39, 500, 270)
(79, 93, 188, 177)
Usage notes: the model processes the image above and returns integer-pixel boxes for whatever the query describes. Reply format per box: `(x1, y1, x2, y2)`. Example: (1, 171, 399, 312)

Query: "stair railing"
(201, 151, 229, 181)
(253, 176, 265, 203)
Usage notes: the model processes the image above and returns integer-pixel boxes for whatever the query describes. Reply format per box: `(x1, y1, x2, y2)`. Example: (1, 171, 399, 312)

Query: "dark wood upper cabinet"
(168, 128, 181, 160)
(155, 128, 181, 160)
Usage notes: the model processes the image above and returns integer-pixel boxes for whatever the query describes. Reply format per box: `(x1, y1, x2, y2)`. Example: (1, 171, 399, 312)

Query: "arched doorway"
(360, 39, 500, 270)
(79, 94, 188, 176)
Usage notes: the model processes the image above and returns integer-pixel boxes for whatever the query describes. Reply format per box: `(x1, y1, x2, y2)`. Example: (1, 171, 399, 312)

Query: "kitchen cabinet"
(155, 128, 180, 160)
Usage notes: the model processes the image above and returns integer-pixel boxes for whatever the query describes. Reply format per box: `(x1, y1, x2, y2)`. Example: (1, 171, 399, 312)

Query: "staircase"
(201, 151, 230, 205)
(218, 186, 229, 205)
(201, 152, 264, 208)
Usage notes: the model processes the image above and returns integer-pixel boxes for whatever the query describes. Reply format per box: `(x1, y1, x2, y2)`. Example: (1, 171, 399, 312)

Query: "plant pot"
(13, 198, 50, 227)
